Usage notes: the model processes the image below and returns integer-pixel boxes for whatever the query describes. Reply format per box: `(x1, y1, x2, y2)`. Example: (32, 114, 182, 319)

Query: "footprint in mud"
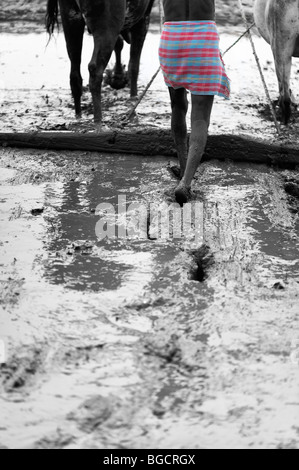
(33, 431, 74, 450)
(144, 331, 208, 375)
(284, 180, 299, 199)
(0, 276, 25, 306)
(144, 333, 182, 365)
(189, 245, 214, 283)
(31, 207, 44, 216)
(59, 240, 95, 258)
(0, 347, 44, 393)
(62, 343, 105, 366)
(273, 281, 286, 290)
(67, 395, 112, 433)
(284, 177, 299, 214)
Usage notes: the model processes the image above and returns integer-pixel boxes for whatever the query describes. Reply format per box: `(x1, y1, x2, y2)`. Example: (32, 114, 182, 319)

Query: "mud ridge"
(0, 346, 46, 393)
(284, 176, 299, 215)
(189, 245, 214, 283)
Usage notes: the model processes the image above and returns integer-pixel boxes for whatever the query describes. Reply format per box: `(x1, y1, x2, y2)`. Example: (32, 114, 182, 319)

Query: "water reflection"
(44, 155, 154, 293)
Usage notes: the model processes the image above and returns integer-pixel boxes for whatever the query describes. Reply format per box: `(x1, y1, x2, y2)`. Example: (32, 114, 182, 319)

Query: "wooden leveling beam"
(0, 131, 298, 168)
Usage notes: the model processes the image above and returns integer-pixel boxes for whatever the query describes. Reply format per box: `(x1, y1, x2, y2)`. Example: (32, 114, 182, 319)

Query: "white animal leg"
(267, 0, 298, 123)
(272, 43, 293, 123)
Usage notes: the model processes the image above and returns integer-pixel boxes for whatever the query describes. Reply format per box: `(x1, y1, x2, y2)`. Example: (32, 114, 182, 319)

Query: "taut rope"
(222, 22, 255, 57)
(127, 0, 163, 121)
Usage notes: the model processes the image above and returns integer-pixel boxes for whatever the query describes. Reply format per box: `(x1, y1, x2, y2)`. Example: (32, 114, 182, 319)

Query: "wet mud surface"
(1, 148, 299, 449)
(1, 5, 299, 450)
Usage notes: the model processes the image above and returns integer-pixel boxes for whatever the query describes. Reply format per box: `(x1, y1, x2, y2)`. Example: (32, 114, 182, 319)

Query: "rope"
(127, 66, 161, 120)
(126, 0, 163, 121)
(222, 22, 255, 57)
(126, 19, 250, 122)
(237, 0, 281, 135)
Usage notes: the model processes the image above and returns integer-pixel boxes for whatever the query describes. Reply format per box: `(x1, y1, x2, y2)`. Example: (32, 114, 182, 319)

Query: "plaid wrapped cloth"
(159, 21, 230, 99)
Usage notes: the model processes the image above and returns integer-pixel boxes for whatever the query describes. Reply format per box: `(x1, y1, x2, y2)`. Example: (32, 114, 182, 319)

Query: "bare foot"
(175, 182, 191, 206)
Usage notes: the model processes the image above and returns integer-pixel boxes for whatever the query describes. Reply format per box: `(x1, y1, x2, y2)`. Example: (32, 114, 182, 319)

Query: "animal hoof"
(105, 67, 128, 90)
(94, 123, 110, 133)
(94, 123, 103, 133)
(110, 77, 128, 90)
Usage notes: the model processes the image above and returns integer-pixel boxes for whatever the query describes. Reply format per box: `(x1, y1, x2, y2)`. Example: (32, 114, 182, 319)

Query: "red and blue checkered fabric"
(159, 21, 230, 99)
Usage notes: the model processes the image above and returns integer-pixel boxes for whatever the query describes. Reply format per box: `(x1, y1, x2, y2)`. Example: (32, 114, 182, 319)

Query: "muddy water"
(1, 21, 299, 449)
(0, 146, 299, 449)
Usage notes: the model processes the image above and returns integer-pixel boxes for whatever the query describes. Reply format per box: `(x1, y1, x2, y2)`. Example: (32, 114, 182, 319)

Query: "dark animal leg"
(84, 0, 126, 123)
(109, 36, 128, 90)
(128, 16, 149, 97)
(79, 0, 126, 123)
(114, 36, 125, 84)
(88, 36, 119, 123)
(59, 0, 85, 118)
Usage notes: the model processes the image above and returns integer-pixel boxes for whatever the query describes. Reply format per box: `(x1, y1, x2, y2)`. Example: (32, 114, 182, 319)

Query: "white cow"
(254, 0, 299, 124)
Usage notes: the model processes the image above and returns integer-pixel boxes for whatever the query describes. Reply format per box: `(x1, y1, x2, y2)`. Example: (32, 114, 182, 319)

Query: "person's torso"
(162, 0, 215, 22)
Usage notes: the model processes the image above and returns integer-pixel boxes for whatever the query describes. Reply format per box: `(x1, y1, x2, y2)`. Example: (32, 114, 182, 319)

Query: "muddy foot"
(175, 183, 191, 206)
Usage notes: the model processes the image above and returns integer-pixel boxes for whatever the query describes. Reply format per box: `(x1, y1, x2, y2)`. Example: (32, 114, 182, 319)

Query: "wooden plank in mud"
(0, 131, 299, 167)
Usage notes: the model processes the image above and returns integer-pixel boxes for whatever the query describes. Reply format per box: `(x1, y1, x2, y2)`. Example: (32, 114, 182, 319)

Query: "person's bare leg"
(169, 87, 188, 177)
(175, 94, 214, 205)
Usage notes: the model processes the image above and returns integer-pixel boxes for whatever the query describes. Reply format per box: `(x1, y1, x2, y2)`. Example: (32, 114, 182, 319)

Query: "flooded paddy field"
(1, 148, 299, 449)
(1, 1, 299, 450)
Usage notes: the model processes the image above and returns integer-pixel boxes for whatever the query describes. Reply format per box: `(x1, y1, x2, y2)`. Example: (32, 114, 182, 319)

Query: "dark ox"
(46, 0, 154, 123)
